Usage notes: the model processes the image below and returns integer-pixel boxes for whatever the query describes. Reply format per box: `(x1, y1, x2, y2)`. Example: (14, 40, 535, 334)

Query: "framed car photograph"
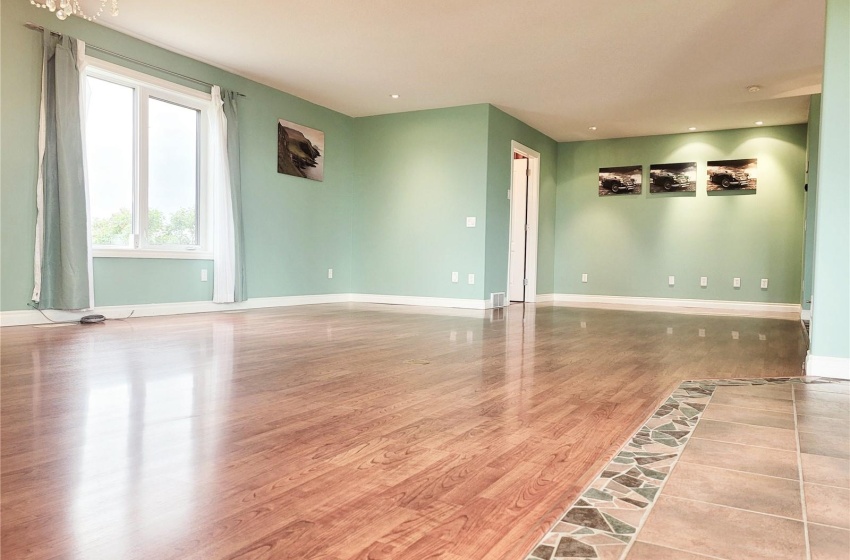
(649, 162, 697, 193)
(706, 159, 757, 192)
(598, 165, 642, 196)
(278, 119, 325, 181)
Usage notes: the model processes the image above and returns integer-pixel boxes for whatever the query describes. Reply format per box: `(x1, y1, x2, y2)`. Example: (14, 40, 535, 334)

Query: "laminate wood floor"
(1, 303, 808, 559)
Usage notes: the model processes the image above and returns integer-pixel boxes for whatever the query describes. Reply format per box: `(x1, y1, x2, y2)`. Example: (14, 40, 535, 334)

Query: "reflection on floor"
(0, 303, 815, 559)
(526, 377, 850, 560)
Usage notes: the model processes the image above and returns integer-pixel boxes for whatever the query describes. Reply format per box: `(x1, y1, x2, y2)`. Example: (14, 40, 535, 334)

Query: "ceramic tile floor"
(525, 377, 850, 560)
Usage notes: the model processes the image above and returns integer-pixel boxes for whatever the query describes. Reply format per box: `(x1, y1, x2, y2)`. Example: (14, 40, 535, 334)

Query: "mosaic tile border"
(524, 376, 849, 560)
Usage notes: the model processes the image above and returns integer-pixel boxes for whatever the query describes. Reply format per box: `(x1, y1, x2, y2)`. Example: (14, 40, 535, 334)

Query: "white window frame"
(86, 57, 213, 260)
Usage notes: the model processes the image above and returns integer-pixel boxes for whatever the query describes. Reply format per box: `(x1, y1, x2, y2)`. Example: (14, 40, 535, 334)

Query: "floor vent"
(491, 292, 507, 308)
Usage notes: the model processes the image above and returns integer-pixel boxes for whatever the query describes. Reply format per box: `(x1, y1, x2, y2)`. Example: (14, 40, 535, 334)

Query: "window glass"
(86, 77, 135, 247)
(147, 98, 199, 246)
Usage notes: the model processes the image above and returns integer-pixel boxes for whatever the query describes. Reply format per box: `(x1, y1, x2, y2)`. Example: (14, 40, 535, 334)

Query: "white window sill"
(93, 249, 213, 260)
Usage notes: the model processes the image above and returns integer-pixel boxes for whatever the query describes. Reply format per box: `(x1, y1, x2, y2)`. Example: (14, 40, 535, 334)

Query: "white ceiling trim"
(90, 0, 825, 141)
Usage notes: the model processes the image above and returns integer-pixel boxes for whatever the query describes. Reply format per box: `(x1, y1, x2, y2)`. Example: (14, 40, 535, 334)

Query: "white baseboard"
(806, 354, 850, 380)
(4, 292, 803, 327)
(0, 293, 494, 326)
(549, 293, 801, 318)
(0, 294, 351, 327)
(801, 309, 812, 321)
(349, 293, 490, 310)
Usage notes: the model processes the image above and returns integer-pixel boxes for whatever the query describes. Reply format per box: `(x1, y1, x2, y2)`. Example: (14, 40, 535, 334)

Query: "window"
(85, 59, 211, 258)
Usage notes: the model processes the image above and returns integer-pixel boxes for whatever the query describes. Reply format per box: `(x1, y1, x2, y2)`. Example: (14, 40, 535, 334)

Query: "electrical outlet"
(732, 331, 739, 340)
(200, 269, 208, 282)
(667, 327, 673, 335)
(700, 276, 708, 287)
(581, 273, 588, 283)
(468, 273, 475, 285)
(760, 278, 769, 289)
(328, 268, 333, 279)
(580, 321, 587, 329)
(668, 275, 675, 287)
(759, 334, 766, 341)
(451, 271, 459, 283)
(733, 277, 741, 288)
(466, 217, 476, 228)
(698, 328, 706, 337)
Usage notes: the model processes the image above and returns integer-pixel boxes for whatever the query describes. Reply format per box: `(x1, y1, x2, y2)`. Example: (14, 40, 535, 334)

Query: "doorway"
(507, 141, 540, 303)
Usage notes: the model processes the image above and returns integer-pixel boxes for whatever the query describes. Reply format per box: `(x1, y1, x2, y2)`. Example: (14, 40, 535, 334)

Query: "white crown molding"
(549, 293, 801, 318)
(806, 354, 850, 380)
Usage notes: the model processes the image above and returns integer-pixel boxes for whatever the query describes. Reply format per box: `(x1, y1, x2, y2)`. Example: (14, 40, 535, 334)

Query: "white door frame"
(507, 140, 541, 303)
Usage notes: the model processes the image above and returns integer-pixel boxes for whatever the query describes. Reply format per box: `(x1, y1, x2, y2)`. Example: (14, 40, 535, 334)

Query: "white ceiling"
(100, 0, 826, 141)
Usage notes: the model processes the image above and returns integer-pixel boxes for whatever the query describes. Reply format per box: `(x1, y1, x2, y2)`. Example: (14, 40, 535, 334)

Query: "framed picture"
(599, 165, 642, 196)
(706, 159, 757, 192)
(649, 162, 697, 193)
(278, 119, 324, 181)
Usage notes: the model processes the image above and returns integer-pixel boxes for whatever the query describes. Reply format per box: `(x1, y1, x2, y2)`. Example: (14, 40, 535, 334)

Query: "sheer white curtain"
(210, 86, 236, 303)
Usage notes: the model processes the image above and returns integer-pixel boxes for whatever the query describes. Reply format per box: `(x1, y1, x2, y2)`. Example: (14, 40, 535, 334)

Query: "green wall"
(1, 1, 354, 311)
(554, 126, 808, 303)
(350, 104, 557, 303)
(0, 1, 819, 314)
(809, 0, 850, 360)
(485, 106, 557, 297)
(802, 95, 821, 312)
(351, 105, 490, 299)
(92, 259, 211, 306)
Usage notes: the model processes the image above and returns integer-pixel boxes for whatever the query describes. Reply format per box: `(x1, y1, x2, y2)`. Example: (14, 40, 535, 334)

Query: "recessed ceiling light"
(588, 126, 597, 131)
(754, 121, 764, 125)
(688, 127, 697, 131)
(746, 85, 762, 93)
(390, 94, 400, 99)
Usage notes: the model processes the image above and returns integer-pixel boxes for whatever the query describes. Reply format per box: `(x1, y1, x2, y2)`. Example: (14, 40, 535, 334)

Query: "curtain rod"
(24, 22, 246, 98)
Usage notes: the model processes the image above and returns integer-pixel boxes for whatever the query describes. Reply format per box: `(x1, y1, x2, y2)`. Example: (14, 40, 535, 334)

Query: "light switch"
(328, 268, 333, 279)
(581, 273, 588, 283)
(466, 217, 476, 227)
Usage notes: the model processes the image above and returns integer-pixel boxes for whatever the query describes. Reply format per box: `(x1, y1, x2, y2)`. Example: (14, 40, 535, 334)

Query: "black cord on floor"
(26, 302, 136, 324)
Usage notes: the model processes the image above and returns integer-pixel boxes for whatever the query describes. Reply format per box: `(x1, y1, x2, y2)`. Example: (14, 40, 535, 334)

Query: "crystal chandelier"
(29, 0, 118, 22)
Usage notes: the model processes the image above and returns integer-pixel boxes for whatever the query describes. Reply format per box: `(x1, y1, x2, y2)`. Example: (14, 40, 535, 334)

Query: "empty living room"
(1, 1, 848, 559)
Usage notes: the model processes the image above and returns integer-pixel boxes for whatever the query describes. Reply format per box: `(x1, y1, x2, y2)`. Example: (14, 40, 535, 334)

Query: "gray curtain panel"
(36, 32, 92, 310)
(222, 89, 247, 302)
